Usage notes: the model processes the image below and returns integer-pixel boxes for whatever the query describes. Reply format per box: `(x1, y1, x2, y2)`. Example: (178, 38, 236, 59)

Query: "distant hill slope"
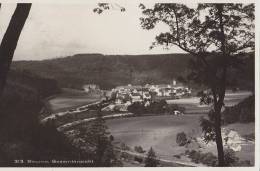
(0, 70, 83, 164)
(11, 53, 254, 90)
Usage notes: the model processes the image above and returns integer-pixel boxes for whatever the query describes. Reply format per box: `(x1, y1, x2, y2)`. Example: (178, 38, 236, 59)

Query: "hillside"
(0, 70, 90, 165)
(11, 53, 254, 90)
(12, 53, 191, 89)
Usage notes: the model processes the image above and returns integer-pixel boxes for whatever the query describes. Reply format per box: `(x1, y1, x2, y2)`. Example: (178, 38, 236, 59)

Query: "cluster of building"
(112, 80, 191, 104)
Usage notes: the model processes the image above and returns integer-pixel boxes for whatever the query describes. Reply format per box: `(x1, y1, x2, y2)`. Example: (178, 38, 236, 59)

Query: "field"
(47, 88, 102, 112)
(167, 91, 252, 114)
(107, 114, 254, 165)
(107, 115, 204, 162)
(106, 91, 254, 165)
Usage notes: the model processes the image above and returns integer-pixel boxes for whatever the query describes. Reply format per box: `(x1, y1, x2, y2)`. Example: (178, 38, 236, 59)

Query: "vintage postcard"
(0, 0, 258, 170)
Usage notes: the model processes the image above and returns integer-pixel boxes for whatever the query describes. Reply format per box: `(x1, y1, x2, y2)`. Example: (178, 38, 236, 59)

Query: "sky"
(0, 3, 192, 61)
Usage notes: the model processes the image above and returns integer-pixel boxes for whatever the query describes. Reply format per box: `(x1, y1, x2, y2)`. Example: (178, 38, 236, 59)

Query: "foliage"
(12, 53, 192, 90)
(134, 146, 146, 153)
(134, 156, 143, 163)
(0, 72, 90, 166)
(166, 104, 185, 114)
(140, 3, 254, 166)
(145, 147, 159, 167)
(243, 133, 255, 141)
(185, 149, 251, 166)
(12, 53, 254, 91)
(223, 148, 239, 166)
(7, 69, 61, 98)
(120, 143, 131, 151)
(79, 112, 119, 167)
(185, 150, 218, 166)
(93, 3, 125, 14)
(176, 132, 188, 146)
(147, 100, 167, 114)
(200, 112, 216, 143)
(127, 100, 169, 115)
(127, 102, 146, 115)
(222, 95, 254, 124)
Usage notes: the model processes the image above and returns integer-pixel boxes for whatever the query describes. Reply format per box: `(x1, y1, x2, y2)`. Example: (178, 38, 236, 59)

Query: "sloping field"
(107, 115, 204, 162)
(47, 88, 101, 112)
(107, 91, 254, 165)
(107, 115, 255, 165)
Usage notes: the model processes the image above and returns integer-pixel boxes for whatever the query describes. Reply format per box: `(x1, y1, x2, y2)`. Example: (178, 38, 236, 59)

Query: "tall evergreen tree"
(81, 110, 117, 166)
(145, 147, 159, 167)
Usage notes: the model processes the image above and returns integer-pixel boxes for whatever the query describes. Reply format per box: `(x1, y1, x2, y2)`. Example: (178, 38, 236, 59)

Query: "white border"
(0, 0, 259, 171)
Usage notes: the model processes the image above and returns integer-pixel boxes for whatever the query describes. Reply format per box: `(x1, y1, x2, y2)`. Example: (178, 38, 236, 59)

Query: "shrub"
(134, 146, 145, 153)
(200, 152, 218, 166)
(166, 104, 185, 114)
(223, 95, 254, 124)
(127, 102, 146, 115)
(120, 152, 132, 161)
(120, 143, 131, 151)
(145, 147, 159, 167)
(173, 154, 181, 159)
(186, 150, 217, 166)
(147, 100, 167, 114)
(134, 156, 143, 163)
(176, 132, 188, 146)
(243, 133, 255, 141)
(185, 149, 249, 166)
(127, 100, 168, 115)
(224, 148, 239, 166)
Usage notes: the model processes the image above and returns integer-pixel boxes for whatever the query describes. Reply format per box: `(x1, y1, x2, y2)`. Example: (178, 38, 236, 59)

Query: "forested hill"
(12, 53, 192, 89)
(0, 70, 82, 164)
(11, 53, 254, 90)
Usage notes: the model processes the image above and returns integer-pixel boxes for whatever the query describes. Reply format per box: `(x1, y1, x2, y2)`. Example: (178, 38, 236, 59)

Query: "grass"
(166, 91, 252, 114)
(47, 88, 102, 112)
(107, 114, 204, 162)
(107, 114, 254, 165)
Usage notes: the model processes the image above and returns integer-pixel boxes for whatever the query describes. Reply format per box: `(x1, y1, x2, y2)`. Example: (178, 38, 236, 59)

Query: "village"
(83, 80, 191, 112)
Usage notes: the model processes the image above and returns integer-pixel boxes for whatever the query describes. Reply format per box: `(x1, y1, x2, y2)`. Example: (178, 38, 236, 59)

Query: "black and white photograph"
(0, 1, 258, 168)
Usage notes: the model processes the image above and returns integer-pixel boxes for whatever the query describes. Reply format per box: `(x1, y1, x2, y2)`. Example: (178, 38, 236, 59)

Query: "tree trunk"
(214, 103, 225, 166)
(214, 4, 227, 166)
(0, 3, 31, 96)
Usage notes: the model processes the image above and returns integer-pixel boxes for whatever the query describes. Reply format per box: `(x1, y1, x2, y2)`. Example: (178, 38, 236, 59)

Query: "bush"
(223, 95, 254, 124)
(120, 143, 131, 151)
(200, 152, 218, 166)
(185, 149, 250, 167)
(186, 150, 217, 166)
(145, 147, 159, 167)
(127, 102, 146, 115)
(224, 148, 239, 166)
(127, 100, 168, 115)
(134, 146, 145, 153)
(176, 132, 188, 146)
(148, 100, 167, 114)
(134, 156, 143, 163)
(243, 133, 255, 141)
(166, 104, 185, 114)
(173, 154, 181, 159)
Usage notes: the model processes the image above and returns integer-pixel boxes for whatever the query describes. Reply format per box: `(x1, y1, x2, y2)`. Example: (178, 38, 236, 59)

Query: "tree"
(140, 3, 254, 166)
(176, 132, 188, 146)
(145, 147, 159, 167)
(80, 110, 117, 166)
(0, 3, 32, 96)
(93, 3, 125, 14)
